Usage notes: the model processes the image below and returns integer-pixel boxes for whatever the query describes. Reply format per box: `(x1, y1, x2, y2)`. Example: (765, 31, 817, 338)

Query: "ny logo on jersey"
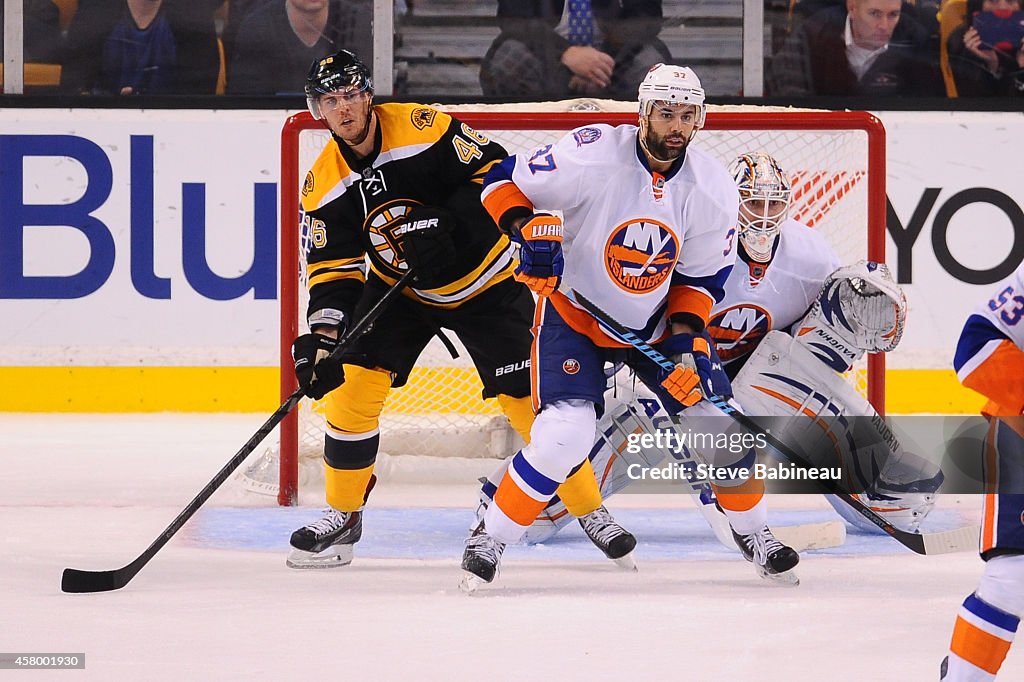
(603, 218, 678, 294)
(707, 304, 772, 362)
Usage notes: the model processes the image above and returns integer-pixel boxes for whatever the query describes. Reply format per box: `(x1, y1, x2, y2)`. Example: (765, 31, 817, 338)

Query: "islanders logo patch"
(603, 219, 678, 294)
(573, 127, 602, 146)
(706, 304, 772, 362)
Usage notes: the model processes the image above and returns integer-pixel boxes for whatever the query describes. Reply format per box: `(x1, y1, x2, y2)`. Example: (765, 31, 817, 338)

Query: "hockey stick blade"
(61, 271, 416, 593)
(566, 288, 969, 556)
(773, 521, 846, 552)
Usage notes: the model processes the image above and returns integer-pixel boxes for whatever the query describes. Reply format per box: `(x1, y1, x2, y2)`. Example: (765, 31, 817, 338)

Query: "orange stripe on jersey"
(951, 616, 1013, 674)
(549, 292, 632, 349)
(982, 493, 997, 554)
(600, 453, 619, 488)
(530, 298, 544, 413)
(667, 286, 714, 327)
(482, 182, 533, 226)
(982, 418, 1000, 553)
(493, 472, 549, 526)
(712, 477, 765, 512)
(963, 339, 1024, 416)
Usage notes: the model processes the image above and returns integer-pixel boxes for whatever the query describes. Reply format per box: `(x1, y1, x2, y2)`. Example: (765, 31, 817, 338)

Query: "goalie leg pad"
(734, 330, 942, 533)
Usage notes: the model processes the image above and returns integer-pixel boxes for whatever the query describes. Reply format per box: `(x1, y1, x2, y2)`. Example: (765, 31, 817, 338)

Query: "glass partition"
(1, 0, 1017, 103)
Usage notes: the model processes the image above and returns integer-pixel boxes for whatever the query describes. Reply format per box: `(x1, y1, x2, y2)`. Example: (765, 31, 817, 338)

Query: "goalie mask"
(637, 64, 706, 162)
(729, 151, 792, 263)
(305, 50, 373, 121)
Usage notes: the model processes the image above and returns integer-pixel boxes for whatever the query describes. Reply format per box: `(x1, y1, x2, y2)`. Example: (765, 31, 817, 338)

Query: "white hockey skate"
(459, 521, 506, 594)
(578, 506, 638, 571)
(286, 508, 362, 569)
(732, 525, 801, 586)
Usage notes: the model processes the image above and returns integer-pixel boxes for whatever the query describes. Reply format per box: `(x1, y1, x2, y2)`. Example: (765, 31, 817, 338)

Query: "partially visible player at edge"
(466, 63, 800, 590)
(287, 49, 635, 569)
(941, 263, 1024, 681)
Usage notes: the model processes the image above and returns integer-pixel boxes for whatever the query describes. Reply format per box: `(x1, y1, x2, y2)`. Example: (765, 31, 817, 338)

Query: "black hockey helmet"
(305, 50, 373, 120)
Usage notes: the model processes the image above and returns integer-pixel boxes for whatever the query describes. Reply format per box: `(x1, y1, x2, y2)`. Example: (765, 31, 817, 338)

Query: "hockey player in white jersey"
(462, 64, 799, 590)
(940, 264, 1024, 682)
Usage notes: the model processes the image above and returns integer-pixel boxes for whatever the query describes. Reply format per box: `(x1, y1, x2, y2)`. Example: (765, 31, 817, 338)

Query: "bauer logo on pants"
(603, 219, 678, 294)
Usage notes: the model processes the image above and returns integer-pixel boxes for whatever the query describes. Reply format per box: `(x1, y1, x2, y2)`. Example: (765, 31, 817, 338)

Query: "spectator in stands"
(792, 0, 940, 45)
(769, 0, 945, 96)
(0, 0, 63, 63)
(220, 0, 272, 66)
(479, 0, 670, 100)
(947, 0, 1024, 95)
(62, 0, 221, 95)
(227, 0, 372, 95)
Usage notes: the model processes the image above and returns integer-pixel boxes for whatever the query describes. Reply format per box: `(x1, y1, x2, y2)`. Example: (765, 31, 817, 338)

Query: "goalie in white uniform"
(463, 64, 800, 590)
(514, 150, 939, 551)
(713, 151, 939, 534)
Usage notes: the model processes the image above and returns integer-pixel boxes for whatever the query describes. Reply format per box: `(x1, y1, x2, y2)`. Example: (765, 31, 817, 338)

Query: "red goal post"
(277, 109, 887, 506)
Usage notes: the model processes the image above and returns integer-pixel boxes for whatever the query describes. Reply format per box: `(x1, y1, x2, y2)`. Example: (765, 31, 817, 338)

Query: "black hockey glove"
(400, 206, 457, 287)
(291, 332, 345, 400)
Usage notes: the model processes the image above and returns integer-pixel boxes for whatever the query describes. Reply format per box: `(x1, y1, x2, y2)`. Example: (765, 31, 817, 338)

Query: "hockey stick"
(61, 270, 417, 593)
(567, 288, 977, 556)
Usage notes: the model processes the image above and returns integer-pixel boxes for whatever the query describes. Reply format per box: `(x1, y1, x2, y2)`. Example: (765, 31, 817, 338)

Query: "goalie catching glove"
(511, 213, 564, 297)
(658, 332, 731, 408)
(400, 206, 457, 288)
(795, 260, 908, 372)
(292, 332, 345, 399)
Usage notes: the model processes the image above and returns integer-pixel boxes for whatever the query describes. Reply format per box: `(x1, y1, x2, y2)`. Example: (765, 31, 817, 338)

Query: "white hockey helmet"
(729, 150, 792, 263)
(637, 64, 706, 136)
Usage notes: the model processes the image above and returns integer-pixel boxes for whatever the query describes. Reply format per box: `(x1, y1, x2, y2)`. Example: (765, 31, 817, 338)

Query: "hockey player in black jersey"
(287, 50, 635, 570)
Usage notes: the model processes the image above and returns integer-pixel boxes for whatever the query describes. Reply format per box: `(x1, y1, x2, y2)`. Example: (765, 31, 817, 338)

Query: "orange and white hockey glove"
(658, 333, 732, 409)
(511, 213, 564, 297)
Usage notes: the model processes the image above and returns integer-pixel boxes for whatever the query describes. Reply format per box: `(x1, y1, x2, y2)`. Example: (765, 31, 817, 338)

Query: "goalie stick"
(593, 393, 846, 552)
(567, 288, 977, 556)
(61, 270, 417, 593)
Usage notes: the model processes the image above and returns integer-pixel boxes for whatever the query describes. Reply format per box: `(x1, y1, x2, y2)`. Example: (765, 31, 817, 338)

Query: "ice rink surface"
(2, 413, 1014, 681)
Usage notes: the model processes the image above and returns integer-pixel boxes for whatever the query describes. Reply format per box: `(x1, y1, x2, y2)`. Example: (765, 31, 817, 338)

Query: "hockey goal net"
(262, 106, 886, 505)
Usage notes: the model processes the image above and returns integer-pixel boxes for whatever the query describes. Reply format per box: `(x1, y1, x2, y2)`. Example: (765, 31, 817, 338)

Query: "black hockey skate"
(287, 508, 363, 569)
(459, 521, 506, 594)
(578, 505, 638, 570)
(731, 525, 800, 586)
